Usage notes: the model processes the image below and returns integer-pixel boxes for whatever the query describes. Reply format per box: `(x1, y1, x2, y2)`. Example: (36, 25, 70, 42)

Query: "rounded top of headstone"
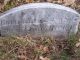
(0, 3, 79, 18)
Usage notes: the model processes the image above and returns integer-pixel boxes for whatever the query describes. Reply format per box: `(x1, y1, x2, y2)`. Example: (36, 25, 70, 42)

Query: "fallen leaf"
(40, 56, 50, 60)
(79, 39, 80, 42)
(39, 45, 44, 50)
(52, 46, 56, 51)
(43, 46, 49, 52)
(76, 42, 80, 47)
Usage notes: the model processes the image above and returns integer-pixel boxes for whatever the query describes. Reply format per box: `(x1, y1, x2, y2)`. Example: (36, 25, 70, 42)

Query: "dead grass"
(0, 34, 80, 60)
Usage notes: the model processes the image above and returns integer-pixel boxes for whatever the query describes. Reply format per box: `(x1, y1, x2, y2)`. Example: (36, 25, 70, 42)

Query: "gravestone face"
(0, 3, 80, 37)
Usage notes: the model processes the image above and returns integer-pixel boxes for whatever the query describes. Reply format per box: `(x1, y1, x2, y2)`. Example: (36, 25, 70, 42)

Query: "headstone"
(0, 3, 80, 38)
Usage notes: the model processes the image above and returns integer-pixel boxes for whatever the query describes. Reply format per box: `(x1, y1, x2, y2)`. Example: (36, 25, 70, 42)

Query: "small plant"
(68, 34, 78, 47)
(60, 50, 69, 60)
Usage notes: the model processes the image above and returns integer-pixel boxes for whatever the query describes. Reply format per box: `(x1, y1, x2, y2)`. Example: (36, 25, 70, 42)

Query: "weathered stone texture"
(0, 3, 80, 37)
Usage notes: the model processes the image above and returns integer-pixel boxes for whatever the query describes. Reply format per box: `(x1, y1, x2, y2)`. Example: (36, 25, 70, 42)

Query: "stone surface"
(0, 3, 80, 37)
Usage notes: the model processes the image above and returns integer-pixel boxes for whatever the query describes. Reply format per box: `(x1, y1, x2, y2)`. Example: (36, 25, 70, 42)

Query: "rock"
(0, 3, 80, 38)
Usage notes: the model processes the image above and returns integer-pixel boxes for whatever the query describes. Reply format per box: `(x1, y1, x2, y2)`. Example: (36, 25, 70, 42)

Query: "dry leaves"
(64, 0, 75, 5)
(75, 39, 80, 47)
(76, 43, 80, 47)
(17, 55, 28, 60)
(40, 56, 50, 60)
(43, 46, 49, 52)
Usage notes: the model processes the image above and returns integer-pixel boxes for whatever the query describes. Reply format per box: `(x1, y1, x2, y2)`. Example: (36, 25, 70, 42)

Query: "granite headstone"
(0, 3, 80, 37)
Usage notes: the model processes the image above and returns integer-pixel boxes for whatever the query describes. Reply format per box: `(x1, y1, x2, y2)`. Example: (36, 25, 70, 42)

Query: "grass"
(0, 34, 79, 60)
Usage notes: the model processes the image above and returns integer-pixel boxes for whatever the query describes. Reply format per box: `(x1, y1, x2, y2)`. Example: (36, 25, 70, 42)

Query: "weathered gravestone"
(0, 3, 80, 38)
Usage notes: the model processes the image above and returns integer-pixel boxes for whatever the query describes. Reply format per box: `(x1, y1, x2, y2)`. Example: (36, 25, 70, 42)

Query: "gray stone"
(0, 3, 80, 37)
